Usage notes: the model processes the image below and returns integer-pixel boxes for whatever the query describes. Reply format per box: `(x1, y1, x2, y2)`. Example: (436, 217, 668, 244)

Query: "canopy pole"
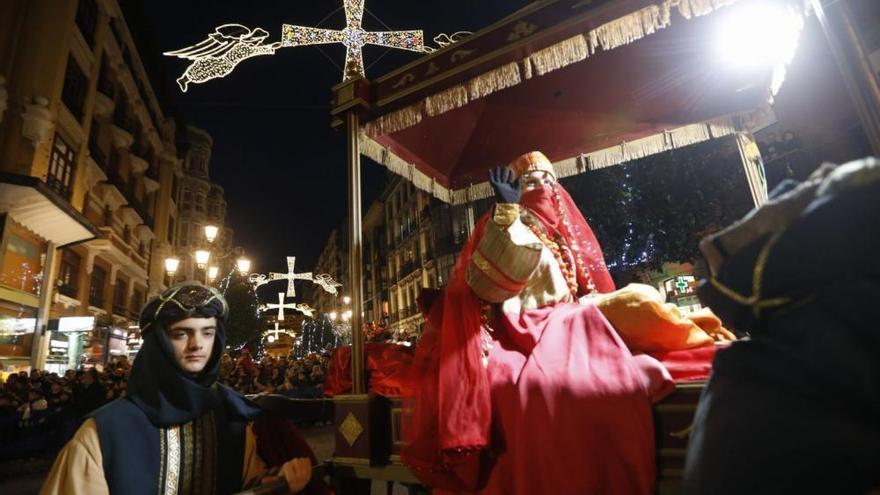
(812, 0, 880, 155)
(31, 242, 58, 370)
(346, 110, 366, 395)
(735, 131, 768, 208)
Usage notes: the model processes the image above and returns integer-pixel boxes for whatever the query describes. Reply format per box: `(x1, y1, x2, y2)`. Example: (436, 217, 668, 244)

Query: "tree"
(223, 273, 262, 350)
(562, 136, 754, 282)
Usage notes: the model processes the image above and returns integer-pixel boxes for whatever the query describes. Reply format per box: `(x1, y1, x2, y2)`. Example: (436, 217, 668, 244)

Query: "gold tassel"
(425, 85, 469, 117)
(590, 5, 669, 52)
(467, 62, 522, 100)
(365, 103, 423, 136)
(528, 35, 589, 76)
(522, 58, 533, 80)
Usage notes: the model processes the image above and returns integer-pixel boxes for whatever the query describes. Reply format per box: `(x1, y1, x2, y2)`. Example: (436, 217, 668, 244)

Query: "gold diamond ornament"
(339, 412, 364, 447)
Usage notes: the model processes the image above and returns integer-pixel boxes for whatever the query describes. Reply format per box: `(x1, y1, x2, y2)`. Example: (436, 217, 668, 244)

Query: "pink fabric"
(520, 184, 615, 293)
(649, 344, 727, 383)
(402, 203, 662, 493)
(466, 303, 662, 495)
(323, 343, 414, 397)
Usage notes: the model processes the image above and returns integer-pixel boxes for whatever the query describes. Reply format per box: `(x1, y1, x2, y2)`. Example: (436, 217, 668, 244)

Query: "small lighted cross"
(265, 292, 298, 321)
(282, 0, 426, 81)
(269, 257, 312, 298)
(675, 276, 690, 294)
(266, 322, 285, 343)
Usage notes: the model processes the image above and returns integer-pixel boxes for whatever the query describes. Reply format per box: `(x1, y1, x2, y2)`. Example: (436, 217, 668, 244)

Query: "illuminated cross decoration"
(265, 292, 298, 321)
(675, 276, 690, 295)
(269, 257, 312, 298)
(265, 322, 285, 343)
(281, 0, 427, 81)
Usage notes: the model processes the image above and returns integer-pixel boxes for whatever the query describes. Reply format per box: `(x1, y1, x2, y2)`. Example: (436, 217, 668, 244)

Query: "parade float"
(324, 0, 813, 492)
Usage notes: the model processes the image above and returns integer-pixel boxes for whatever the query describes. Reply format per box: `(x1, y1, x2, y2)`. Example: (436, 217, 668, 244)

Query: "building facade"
(0, 0, 183, 371)
(173, 125, 235, 283)
(310, 175, 472, 341)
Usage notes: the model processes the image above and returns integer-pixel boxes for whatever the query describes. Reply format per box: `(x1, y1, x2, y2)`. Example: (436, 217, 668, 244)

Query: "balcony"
(129, 152, 148, 174)
(58, 283, 78, 299)
(110, 122, 134, 148)
(89, 294, 104, 308)
(93, 90, 114, 117)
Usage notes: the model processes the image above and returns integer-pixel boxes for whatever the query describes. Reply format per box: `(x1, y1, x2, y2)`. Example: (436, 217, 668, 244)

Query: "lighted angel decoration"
(164, 24, 281, 92)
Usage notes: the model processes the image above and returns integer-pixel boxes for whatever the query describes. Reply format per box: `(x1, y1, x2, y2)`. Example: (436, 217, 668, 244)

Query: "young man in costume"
(402, 151, 671, 494)
(41, 283, 318, 495)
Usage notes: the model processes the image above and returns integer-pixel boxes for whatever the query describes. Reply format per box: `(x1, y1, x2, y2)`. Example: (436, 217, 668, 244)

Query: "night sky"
(120, 0, 533, 275)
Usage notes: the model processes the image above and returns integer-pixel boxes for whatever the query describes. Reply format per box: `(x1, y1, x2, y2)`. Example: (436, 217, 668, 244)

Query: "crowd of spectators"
(0, 350, 330, 460)
(218, 350, 330, 398)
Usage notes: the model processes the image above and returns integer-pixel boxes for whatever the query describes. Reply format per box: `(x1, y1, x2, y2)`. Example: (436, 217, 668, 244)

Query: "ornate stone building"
(0, 0, 183, 370)
(174, 125, 235, 282)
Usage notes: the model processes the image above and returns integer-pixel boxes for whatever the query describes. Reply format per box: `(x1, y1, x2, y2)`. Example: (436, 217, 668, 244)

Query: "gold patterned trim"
(164, 426, 181, 495)
(180, 421, 194, 494)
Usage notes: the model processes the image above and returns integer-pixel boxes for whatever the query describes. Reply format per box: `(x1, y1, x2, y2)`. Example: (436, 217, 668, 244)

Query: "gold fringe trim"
(363, 0, 750, 137)
(529, 35, 590, 77)
(522, 58, 534, 80)
(359, 130, 453, 203)
(425, 85, 469, 117)
(365, 103, 423, 136)
(467, 62, 522, 100)
(589, 5, 670, 53)
(673, 0, 741, 20)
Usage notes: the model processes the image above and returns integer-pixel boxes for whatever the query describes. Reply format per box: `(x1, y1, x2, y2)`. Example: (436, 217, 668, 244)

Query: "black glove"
(489, 166, 521, 204)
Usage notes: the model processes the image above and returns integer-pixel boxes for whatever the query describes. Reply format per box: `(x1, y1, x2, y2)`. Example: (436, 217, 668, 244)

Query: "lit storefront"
(42, 316, 135, 372)
(0, 174, 98, 370)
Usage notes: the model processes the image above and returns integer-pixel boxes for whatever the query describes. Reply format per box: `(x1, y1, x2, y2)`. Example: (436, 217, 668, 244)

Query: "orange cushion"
(594, 284, 719, 353)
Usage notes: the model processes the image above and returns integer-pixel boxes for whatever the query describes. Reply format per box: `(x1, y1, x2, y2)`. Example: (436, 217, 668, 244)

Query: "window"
(61, 57, 88, 121)
(97, 55, 114, 97)
(47, 134, 77, 198)
(171, 176, 179, 202)
(167, 216, 176, 243)
(196, 193, 206, 212)
(89, 265, 106, 307)
(181, 188, 192, 210)
(75, 0, 99, 46)
(113, 279, 127, 312)
(131, 288, 144, 313)
(58, 249, 81, 298)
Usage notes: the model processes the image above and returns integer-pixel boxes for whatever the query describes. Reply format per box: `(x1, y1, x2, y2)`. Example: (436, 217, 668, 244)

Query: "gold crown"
(507, 151, 556, 180)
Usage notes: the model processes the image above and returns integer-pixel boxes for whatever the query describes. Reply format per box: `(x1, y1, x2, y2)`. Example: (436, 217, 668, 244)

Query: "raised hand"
(489, 166, 521, 204)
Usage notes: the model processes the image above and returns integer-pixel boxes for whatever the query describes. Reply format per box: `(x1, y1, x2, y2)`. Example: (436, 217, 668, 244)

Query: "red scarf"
(521, 184, 615, 293)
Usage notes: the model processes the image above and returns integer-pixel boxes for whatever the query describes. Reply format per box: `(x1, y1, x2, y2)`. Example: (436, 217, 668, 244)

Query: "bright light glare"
(267, 335, 276, 343)
(717, 4, 801, 70)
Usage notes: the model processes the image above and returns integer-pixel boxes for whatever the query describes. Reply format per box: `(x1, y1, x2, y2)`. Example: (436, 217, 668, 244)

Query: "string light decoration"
(282, 0, 427, 81)
(269, 256, 313, 298)
(313, 274, 343, 295)
(262, 292, 299, 321)
(292, 303, 316, 318)
(163, 24, 281, 92)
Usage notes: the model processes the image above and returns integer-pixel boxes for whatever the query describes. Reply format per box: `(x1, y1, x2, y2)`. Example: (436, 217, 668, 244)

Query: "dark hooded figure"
(684, 157, 880, 494)
(41, 283, 314, 495)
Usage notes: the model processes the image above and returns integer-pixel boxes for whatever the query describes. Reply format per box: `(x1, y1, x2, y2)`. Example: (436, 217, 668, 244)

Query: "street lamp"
(207, 266, 219, 282)
(204, 224, 219, 244)
(194, 249, 211, 269)
(236, 257, 251, 274)
(164, 257, 180, 285)
(164, 257, 180, 277)
(329, 311, 338, 321)
(343, 295, 351, 305)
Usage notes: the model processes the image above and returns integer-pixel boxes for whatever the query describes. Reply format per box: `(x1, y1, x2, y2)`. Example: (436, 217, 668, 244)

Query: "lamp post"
(164, 224, 252, 287)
